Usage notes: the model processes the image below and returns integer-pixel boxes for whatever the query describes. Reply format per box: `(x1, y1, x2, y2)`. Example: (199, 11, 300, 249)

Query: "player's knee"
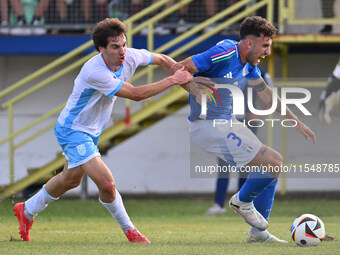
(271, 151, 283, 167)
(101, 181, 116, 196)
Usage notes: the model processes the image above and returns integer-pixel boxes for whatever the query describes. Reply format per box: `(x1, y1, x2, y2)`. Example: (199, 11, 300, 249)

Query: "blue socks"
(253, 178, 278, 221)
(215, 176, 248, 207)
(238, 169, 277, 203)
(251, 178, 278, 232)
(215, 177, 230, 207)
(214, 158, 247, 207)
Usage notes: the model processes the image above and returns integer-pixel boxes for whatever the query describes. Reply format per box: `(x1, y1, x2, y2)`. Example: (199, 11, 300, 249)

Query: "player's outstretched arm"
(250, 78, 316, 144)
(115, 67, 192, 101)
(294, 120, 316, 144)
(169, 58, 214, 103)
(150, 53, 177, 73)
(151, 52, 177, 74)
(169, 57, 199, 92)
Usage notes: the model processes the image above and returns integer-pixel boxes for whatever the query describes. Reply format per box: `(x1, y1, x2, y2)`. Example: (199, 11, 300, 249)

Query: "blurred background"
(1, 0, 340, 200)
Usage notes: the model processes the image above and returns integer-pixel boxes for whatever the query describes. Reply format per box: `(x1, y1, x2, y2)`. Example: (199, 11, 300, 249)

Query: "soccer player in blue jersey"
(13, 18, 192, 243)
(205, 69, 273, 217)
(171, 16, 316, 242)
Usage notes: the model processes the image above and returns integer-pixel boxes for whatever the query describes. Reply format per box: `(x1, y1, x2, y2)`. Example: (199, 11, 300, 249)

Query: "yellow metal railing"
(1, 0, 275, 189)
(273, 80, 330, 195)
(279, 0, 340, 33)
(1, 0, 337, 198)
(0, 0, 176, 101)
(0, 0, 177, 185)
(7, 0, 330, 198)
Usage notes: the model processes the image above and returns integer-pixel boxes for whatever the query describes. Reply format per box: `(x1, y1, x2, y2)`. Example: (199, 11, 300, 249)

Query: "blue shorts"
(54, 122, 101, 169)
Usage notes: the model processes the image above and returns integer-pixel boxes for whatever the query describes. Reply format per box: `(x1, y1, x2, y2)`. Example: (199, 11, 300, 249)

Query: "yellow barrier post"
(266, 0, 275, 149)
(1, 0, 278, 199)
(278, 0, 286, 32)
(280, 44, 289, 196)
(266, 0, 274, 24)
(126, 21, 133, 48)
(288, 0, 295, 22)
(125, 21, 133, 126)
(147, 22, 154, 86)
(8, 104, 14, 184)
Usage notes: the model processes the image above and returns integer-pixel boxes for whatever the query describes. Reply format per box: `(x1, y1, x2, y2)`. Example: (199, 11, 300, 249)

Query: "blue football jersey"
(189, 39, 261, 121)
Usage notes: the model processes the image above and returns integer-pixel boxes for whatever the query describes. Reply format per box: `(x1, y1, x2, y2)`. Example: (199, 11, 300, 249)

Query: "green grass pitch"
(0, 198, 339, 255)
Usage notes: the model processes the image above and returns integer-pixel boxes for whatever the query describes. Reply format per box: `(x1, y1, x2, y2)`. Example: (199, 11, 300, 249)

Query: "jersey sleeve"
(246, 65, 261, 79)
(191, 45, 223, 73)
(128, 48, 153, 66)
(86, 69, 124, 98)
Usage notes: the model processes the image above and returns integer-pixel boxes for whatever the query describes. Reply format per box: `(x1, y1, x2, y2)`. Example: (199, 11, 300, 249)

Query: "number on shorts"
(227, 132, 242, 147)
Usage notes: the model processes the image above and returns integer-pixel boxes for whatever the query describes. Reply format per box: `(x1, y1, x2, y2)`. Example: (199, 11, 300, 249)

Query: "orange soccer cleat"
(124, 228, 150, 244)
(13, 203, 34, 241)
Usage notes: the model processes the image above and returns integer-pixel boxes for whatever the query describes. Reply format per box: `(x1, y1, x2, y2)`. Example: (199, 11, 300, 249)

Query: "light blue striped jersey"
(57, 48, 153, 135)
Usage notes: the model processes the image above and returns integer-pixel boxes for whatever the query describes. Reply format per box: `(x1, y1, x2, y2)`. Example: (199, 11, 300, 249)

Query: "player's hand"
(169, 63, 186, 75)
(172, 67, 192, 85)
(189, 76, 216, 105)
(295, 120, 316, 144)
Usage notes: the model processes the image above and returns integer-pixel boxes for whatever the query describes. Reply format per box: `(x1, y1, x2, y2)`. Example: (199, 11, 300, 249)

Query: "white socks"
(99, 189, 135, 232)
(23, 186, 134, 233)
(24, 185, 59, 220)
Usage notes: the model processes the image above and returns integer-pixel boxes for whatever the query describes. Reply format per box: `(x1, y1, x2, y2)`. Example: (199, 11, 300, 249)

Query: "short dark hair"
(91, 18, 127, 51)
(239, 16, 277, 40)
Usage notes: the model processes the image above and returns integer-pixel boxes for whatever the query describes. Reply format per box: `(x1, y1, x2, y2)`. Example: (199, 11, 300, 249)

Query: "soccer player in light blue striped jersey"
(13, 18, 192, 243)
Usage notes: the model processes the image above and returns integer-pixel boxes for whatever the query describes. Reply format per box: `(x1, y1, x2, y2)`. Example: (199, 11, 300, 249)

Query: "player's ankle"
(24, 205, 34, 220)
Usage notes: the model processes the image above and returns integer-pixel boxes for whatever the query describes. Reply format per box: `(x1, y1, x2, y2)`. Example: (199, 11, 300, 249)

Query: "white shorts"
(189, 117, 262, 168)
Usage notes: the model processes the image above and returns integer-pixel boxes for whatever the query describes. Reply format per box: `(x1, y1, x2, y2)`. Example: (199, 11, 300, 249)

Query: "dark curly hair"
(240, 16, 277, 40)
(91, 18, 127, 52)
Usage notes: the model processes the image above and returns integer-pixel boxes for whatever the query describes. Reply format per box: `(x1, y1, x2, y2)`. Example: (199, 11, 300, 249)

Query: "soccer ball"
(291, 214, 325, 247)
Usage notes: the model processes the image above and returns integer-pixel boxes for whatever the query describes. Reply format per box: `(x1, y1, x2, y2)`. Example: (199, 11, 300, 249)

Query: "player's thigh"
(190, 119, 262, 168)
(80, 156, 115, 188)
(45, 163, 84, 196)
(59, 162, 85, 183)
(247, 144, 283, 168)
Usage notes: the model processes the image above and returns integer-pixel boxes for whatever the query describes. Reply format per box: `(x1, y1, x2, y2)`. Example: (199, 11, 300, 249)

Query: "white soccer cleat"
(246, 230, 288, 243)
(229, 193, 268, 230)
(205, 203, 226, 215)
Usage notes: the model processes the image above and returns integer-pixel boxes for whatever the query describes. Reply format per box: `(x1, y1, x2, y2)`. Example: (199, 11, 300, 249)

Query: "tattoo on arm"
(261, 147, 267, 156)
(253, 80, 267, 92)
